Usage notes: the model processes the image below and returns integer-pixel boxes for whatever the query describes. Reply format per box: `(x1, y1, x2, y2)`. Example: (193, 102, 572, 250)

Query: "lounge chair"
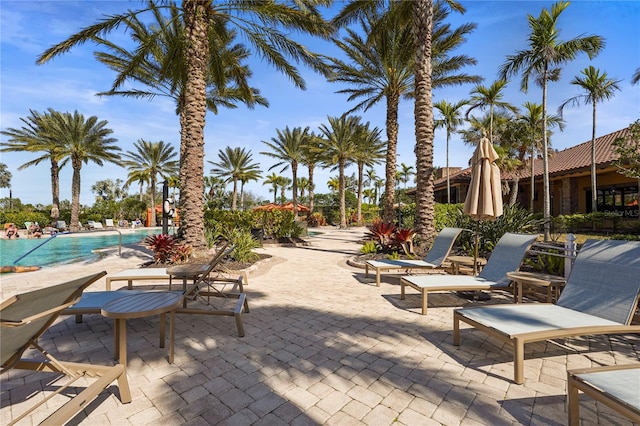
(88, 220, 104, 230)
(453, 239, 640, 384)
(64, 243, 249, 337)
(401, 233, 538, 314)
(55, 220, 68, 231)
(0, 272, 131, 425)
(365, 227, 464, 287)
(105, 218, 115, 228)
(567, 363, 640, 425)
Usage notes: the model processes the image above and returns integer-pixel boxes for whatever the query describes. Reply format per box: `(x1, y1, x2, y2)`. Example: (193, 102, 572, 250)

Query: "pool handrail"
(12, 233, 58, 265)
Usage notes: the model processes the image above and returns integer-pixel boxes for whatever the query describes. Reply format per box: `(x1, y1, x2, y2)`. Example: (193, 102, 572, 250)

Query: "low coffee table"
(101, 292, 183, 366)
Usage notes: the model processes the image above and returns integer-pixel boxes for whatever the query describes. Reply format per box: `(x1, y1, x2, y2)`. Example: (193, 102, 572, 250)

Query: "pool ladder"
(12, 229, 124, 265)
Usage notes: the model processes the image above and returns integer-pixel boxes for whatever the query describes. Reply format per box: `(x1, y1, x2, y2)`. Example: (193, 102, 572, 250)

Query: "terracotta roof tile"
(432, 127, 631, 187)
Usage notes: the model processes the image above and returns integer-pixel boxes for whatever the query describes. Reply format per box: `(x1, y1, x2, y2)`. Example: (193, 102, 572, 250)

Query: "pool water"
(0, 229, 159, 267)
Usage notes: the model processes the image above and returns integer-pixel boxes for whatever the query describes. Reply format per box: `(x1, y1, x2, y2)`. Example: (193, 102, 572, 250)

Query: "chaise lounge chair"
(453, 239, 640, 384)
(105, 218, 115, 228)
(1, 272, 131, 425)
(567, 363, 640, 425)
(365, 227, 464, 287)
(64, 243, 249, 337)
(400, 232, 538, 314)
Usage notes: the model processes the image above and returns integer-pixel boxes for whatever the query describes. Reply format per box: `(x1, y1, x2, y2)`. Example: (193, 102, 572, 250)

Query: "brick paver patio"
(1, 227, 638, 425)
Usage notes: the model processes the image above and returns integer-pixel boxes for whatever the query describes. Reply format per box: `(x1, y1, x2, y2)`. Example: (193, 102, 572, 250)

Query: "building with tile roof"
(430, 127, 639, 219)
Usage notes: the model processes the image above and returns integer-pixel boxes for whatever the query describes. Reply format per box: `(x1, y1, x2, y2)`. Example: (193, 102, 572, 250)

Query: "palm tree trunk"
(542, 69, 551, 241)
(413, 0, 436, 250)
(150, 178, 156, 227)
(50, 159, 60, 222)
(232, 178, 238, 210)
(70, 160, 81, 232)
(590, 100, 597, 213)
(292, 163, 298, 217)
(307, 164, 315, 219)
(383, 93, 400, 223)
(339, 160, 347, 228)
(510, 176, 519, 206)
(446, 130, 451, 204)
(357, 163, 364, 226)
(530, 148, 535, 211)
(180, 0, 208, 250)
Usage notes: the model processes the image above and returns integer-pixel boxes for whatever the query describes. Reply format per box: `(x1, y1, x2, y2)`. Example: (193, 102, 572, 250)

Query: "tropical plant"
(0, 109, 65, 221)
(209, 147, 260, 211)
(0, 163, 11, 192)
(317, 115, 362, 228)
(466, 80, 517, 143)
(37, 0, 333, 250)
(558, 66, 621, 213)
(47, 110, 122, 231)
(122, 139, 178, 228)
(352, 122, 384, 225)
(261, 126, 310, 216)
(499, 0, 603, 240)
(365, 219, 396, 251)
(434, 99, 468, 203)
(331, 1, 479, 226)
(300, 131, 323, 218)
(144, 233, 192, 264)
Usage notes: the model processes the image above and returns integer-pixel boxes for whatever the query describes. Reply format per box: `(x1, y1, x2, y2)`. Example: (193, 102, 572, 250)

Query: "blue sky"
(1, 1, 639, 206)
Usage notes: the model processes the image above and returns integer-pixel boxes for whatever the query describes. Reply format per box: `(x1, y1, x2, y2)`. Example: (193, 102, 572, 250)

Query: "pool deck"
(1, 227, 638, 425)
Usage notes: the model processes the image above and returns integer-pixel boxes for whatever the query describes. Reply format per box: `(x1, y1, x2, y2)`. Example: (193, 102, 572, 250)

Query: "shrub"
(144, 234, 192, 264)
(360, 241, 378, 254)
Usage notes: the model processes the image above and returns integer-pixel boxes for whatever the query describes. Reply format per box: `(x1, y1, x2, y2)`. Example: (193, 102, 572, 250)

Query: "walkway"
(1, 227, 638, 425)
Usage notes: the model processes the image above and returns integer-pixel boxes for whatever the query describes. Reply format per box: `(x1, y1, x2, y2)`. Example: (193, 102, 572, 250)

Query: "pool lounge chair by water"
(453, 239, 640, 384)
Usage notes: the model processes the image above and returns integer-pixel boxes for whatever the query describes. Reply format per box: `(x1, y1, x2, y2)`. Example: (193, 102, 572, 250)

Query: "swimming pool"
(0, 229, 159, 268)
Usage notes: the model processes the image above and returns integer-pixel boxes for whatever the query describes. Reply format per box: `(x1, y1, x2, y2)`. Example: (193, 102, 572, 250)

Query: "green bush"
(360, 240, 378, 254)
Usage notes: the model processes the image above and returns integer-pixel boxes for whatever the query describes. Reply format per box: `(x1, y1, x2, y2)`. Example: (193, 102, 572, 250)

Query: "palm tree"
(0, 163, 11, 191)
(127, 169, 151, 202)
(300, 131, 323, 218)
(434, 99, 468, 203)
(37, 0, 333, 250)
(517, 102, 564, 210)
(297, 177, 309, 199)
(499, 0, 603, 240)
(558, 66, 621, 213)
(466, 80, 517, 143)
(209, 147, 260, 211)
(47, 110, 122, 231)
(122, 139, 179, 228)
(632, 68, 640, 85)
(238, 168, 262, 211)
(204, 175, 226, 204)
(318, 115, 363, 228)
(398, 163, 415, 189)
(1, 109, 65, 221)
(261, 126, 310, 216)
(327, 177, 340, 193)
(352, 122, 384, 225)
(263, 172, 282, 204)
(331, 1, 478, 225)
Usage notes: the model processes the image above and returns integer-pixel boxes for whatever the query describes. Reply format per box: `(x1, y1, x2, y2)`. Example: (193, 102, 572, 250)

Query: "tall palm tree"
(1, 109, 66, 221)
(261, 126, 310, 216)
(434, 99, 468, 203)
(331, 1, 478, 225)
(558, 66, 621, 213)
(300, 131, 323, 218)
(518, 102, 564, 210)
(209, 147, 260, 211)
(37, 0, 333, 250)
(297, 177, 309, 199)
(466, 80, 517, 143)
(318, 115, 362, 228)
(122, 139, 179, 228)
(352, 122, 384, 225)
(398, 163, 415, 189)
(0, 163, 11, 191)
(47, 110, 122, 231)
(263, 172, 282, 204)
(127, 169, 151, 202)
(204, 175, 226, 204)
(238, 167, 262, 210)
(499, 0, 603, 240)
